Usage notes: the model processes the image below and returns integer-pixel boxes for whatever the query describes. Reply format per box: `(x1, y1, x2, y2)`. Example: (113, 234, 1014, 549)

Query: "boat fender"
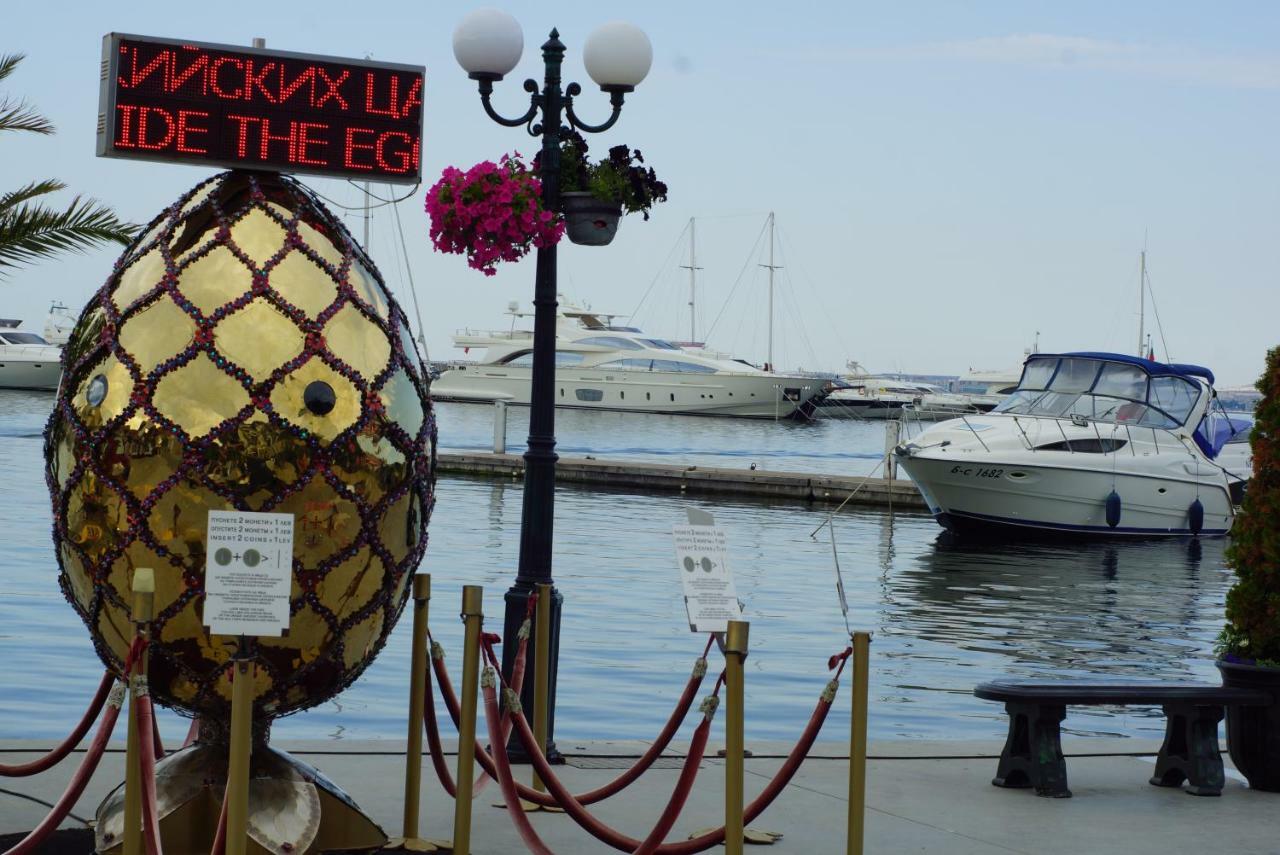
(1188, 498, 1205, 535)
(1105, 490, 1122, 528)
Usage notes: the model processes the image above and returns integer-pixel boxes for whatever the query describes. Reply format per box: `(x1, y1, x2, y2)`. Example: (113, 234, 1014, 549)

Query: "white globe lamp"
(453, 8, 524, 80)
(582, 21, 652, 91)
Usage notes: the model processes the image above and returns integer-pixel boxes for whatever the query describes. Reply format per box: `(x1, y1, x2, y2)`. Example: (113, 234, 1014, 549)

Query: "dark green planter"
(561, 191, 621, 246)
(1218, 659, 1280, 791)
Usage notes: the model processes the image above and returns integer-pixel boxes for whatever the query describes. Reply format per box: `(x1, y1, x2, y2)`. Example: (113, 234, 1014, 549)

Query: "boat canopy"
(1038, 352, 1215, 386)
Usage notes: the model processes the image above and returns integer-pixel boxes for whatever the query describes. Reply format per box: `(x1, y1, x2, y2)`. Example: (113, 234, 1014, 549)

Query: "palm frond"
(0, 98, 55, 135)
(0, 179, 65, 214)
(0, 194, 138, 273)
(0, 54, 25, 83)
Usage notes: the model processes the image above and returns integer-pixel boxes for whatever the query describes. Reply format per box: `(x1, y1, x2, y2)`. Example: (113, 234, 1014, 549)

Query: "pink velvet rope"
(0, 670, 114, 777)
(134, 690, 164, 855)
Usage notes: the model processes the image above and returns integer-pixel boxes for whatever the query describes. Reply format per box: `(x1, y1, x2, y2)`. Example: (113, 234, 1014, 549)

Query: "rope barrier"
(0, 639, 142, 855)
(0, 671, 114, 777)
(209, 781, 230, 855)
(482, 668, 554, 855)
(134, 684, 164, 855)
(481, 636, 844, 855)
(427, 634, 715, 808)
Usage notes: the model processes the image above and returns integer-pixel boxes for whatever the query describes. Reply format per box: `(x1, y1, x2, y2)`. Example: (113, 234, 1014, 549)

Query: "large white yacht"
(816, 363, 981, 421)
(0, 319, 62, 391)
(895, 352, 1252, 537)
(430, 300, 828, 419)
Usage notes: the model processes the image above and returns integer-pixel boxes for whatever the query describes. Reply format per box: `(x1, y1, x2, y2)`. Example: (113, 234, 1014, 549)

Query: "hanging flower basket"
(424, 153, 563, 276)
(561, 191, 622, 246)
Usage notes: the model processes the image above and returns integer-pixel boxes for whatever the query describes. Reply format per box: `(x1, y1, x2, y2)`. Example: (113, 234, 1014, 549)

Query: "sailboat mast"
(1138, 250, 1146, 357)
(688, 218, 697, 342)
(679, 217, 703, 343)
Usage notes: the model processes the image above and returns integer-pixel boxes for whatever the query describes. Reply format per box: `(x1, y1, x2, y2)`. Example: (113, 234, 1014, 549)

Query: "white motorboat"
(430, 299, 828, 419)
(895, 351, 1251, 537)
(0, 319, 62, 391)
(817, 371, 980, 421)
(949, 366, 1023, 412)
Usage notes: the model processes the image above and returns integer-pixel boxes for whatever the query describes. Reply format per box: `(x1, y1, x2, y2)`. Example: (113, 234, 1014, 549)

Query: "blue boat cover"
(1029, 352, 1216, 386)
(1192, 414, 1253, 460)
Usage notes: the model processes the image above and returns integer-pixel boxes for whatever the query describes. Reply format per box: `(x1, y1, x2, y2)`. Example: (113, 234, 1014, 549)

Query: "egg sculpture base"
(43, 170, 437, 854)
(95, 742, 384, 853)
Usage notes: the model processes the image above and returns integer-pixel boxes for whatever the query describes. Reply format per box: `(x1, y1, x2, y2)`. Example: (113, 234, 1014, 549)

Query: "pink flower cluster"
(424, 154, 564, 277)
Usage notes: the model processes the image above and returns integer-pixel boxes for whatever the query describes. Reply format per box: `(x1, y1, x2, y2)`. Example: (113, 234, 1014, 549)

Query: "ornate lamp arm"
(475, 77, 543, 131)
(563, 83, 627, 134)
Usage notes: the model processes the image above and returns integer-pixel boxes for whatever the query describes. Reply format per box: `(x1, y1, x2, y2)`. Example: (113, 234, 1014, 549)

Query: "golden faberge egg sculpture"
(45, 170, 436, 724)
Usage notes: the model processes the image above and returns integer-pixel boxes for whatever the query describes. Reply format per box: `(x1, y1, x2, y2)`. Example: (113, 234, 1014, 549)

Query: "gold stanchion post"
(724, 620, 750, 855)
(846, 631, 872, 855)
(226, 640, 254, 855)
(395, 573, 438, 851)
(122, 568, 154, 855)
(532, 581, 551, 794)
(451, 585, 484, 855)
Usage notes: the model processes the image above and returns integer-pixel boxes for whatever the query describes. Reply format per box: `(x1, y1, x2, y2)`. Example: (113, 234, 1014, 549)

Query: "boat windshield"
(994, 356, 1202, 428)
(0, 331, 48, 345)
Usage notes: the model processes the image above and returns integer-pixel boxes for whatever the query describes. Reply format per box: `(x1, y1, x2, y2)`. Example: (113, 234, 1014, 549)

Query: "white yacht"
(0, 319, 62, 391)
(895, 351, 1251, 537)
(430, 300, 828, 420)
(817, 368, 980, 421)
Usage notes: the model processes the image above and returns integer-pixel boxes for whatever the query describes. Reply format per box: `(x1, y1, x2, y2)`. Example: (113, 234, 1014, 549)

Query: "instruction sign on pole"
(203, 510, 295, 637)
(673, 514, 743, 633)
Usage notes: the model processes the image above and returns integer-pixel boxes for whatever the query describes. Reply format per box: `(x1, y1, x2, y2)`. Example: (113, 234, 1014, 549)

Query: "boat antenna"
(758, 212, 782, 370)
(1137, 247, 1146, 357)
(678, 217, 703, 343)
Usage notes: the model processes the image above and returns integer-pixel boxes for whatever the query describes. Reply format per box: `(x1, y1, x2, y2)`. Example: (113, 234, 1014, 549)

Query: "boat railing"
(453, 328, 533, 340)
(0, 343, 60, 358)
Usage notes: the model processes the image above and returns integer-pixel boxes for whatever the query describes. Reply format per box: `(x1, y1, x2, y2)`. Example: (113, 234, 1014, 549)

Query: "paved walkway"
(2, 738, 1277, 854)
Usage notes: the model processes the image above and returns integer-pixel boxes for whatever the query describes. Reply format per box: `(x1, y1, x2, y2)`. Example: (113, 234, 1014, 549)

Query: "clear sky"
(4, 1, 1277, 385)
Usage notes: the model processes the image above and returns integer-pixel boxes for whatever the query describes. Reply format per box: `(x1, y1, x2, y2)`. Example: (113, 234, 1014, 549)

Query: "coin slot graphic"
(214, 547, 233, 566)
(242, 548, 262, 567)
(701, 557, 715, 572)
(683, 556, 696, 572)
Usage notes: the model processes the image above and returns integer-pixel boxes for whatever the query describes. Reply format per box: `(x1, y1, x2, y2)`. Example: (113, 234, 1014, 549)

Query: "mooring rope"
(0, 671, 114, 777)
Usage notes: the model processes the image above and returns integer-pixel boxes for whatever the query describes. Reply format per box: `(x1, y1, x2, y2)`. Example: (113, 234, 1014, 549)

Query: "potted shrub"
(424, 153, 564, 276)
(1217, 343, 1280, 791)
(548, 131, 668, 246)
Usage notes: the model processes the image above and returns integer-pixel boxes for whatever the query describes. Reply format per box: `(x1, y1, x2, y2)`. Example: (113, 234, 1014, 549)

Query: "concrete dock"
(2, 736, 1275, 853)
(438, 452, 926, 508)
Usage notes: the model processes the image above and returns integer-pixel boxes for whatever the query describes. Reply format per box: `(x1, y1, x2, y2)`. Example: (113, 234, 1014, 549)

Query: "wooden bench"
(974, 680, 1271, 798)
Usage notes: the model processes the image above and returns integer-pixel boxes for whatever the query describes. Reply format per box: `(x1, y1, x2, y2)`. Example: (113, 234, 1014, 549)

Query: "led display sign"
(97, 33, 425, 183)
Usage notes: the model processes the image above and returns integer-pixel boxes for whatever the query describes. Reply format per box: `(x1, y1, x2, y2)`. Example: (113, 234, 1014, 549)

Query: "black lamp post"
(453, 11, 653, 758)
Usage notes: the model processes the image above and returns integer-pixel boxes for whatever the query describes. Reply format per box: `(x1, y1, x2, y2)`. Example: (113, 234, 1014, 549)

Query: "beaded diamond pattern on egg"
(44, 171, 436, 722)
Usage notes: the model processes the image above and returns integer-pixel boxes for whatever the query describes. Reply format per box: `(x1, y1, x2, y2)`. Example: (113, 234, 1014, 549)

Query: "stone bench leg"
(993, 702, 1071, 798)
(1150, 703, 1225, 796)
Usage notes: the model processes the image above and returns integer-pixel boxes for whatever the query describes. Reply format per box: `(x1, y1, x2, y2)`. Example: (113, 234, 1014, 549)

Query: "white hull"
(430, 364, 825, 419)
(897, 451, 1235, 536)
(0, 358, 60, 391)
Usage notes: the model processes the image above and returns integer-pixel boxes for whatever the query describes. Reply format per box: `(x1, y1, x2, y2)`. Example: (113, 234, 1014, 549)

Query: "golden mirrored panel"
(317, 548, 387, 623)
(270, 359, 360, 442)
(203, 414, 306, 503)
(177, 246, 253, 315)
(331, 433, 406, 506)
(72, 353, 133, 430)
(104, 542, 181, 617)
(396, 318, 421, 371)
(271, 250, 338, 319)
(378, 489, 415, 567)
(324, 305, 390, 382)
(65, 471, 128, 565)
(112, 247, 166, 313)
(145, 478, 226, 569)
(48, 419, 77, 491)
(348, 262, 389, 319)
(60, 543, 93, 613)
(229, 208, 288, 266)
(296, 218, 345, 270)
(258, 602, 332, 668)
(275, 474, 362, 567)
(178, 179, 218, 219)
(95, 601, 132, 665)
(61, 307, 106, 372)
(117, 295, 196, 373)
(109, 415, 186, 501)
(341, 609, 385, 671)
(379, 366, 425, 438)
(151, 352, 250, 438)
(213, 299, 304, 381)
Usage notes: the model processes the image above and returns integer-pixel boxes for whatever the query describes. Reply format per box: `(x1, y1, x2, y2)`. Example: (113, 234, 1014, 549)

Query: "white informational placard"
(203, 510, 295, 637)
(673, 520, 743, 633)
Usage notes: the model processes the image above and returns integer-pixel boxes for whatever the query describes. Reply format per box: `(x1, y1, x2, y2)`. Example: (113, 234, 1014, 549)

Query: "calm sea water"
(0, 393, 1232, 744)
